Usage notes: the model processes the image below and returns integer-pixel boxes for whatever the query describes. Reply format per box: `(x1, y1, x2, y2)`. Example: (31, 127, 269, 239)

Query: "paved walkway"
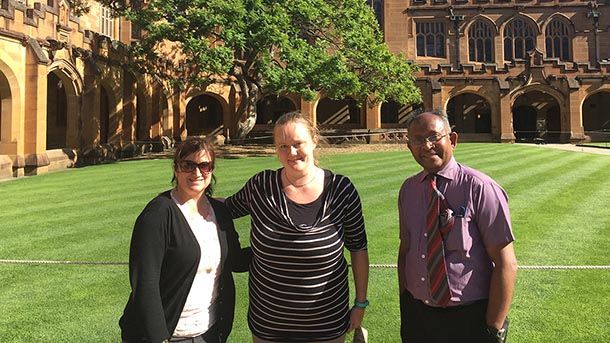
(531, 143, 610, 156)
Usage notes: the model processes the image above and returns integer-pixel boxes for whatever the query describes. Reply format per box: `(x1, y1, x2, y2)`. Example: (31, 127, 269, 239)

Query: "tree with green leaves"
(67, 0, 91, 17)
(99, 0, 421, 138)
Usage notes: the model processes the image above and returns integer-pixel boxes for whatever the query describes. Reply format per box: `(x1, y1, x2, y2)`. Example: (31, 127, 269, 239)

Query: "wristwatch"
(487, 325, 507, 342)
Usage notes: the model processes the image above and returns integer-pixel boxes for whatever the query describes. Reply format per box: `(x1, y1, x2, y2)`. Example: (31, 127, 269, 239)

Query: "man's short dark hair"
(405, 108, 452, 133)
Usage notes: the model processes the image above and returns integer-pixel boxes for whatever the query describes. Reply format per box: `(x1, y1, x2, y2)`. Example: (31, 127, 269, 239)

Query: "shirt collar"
(416, 157, 458, 183)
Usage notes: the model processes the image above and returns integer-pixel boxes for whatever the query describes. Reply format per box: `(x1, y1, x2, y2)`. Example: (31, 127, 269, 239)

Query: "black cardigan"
(119, 191, 251, 342)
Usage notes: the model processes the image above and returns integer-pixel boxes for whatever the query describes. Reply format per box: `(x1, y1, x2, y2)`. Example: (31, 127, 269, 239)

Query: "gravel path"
(534, 143, 610, 156)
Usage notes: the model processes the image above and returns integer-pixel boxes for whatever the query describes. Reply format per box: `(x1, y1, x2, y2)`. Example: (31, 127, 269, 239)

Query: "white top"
(171, 194, 222, 337)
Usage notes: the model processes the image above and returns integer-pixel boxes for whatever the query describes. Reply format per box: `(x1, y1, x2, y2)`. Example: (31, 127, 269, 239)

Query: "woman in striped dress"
(225, 112, 369, 343)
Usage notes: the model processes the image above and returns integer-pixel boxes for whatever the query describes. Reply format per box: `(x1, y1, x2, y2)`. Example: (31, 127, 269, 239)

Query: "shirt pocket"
(443, 215, 473, 255)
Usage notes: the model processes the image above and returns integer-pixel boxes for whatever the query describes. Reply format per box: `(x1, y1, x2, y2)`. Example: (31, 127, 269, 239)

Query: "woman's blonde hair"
(274, 111, 327, 166)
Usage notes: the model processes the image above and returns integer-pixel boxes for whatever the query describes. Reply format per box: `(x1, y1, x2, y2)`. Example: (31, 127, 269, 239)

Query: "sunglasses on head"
(177, 160, 213, 173)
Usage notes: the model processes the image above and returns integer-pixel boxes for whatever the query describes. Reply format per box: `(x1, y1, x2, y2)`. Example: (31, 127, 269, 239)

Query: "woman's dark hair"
(171, 137, 216, 196)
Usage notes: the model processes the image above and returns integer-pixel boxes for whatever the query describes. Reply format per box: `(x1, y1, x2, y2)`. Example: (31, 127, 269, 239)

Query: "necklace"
(171, 189, 213, 219)
(284, 168, 318, 188)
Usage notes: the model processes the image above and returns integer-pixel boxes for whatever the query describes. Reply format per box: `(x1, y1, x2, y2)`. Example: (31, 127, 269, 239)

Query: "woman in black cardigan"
(120, 137, 251, 343)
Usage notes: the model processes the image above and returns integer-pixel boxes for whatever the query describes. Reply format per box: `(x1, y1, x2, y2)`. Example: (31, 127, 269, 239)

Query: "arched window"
(545, 19, 571, 61)
(503, 19, 535, 60)
(416, 22, 445, 57)
(468, 21, 494, 62)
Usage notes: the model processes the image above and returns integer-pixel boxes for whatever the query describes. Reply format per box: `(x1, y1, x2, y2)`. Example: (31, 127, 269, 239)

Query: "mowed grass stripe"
(454, 143, 525, 167)
(491, 151, 594, 194)
(1, 221, 130, 261)
(580, 188, 610, 264)
(320, 150, 411, 174)
(507, 152, 608, 221)
(1, 161, 170, 261)
(453, 143, 538, 168)
(512, 160, 610, 265)
(214, 157, 279, 196)
(0, 264, 126, 341)
(512, 269, 610, 342)
(216, 156, 278, 185)
(1, 191, 154, 255)
(461, 147, 568, 182)
(496, 149, 571, 181)
(1, 145, 610, 343)
(355, 184, 403, 264)
(323, 151, 409, 265)
(2, 160, 171, 211)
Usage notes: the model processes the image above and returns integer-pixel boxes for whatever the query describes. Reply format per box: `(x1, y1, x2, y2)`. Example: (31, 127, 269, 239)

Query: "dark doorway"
(186, 94, 223, 136)
(447, 94, 491, 133)
(316, 97, 362, 127)
(256, 96, 296, 125)
(46, 72, 68, 149)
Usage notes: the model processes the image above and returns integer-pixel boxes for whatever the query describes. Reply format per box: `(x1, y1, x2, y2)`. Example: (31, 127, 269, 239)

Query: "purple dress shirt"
(398, 157, 515, 306)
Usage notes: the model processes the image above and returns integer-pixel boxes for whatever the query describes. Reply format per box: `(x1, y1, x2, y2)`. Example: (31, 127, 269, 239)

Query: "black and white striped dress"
(226, 169, 367, 342)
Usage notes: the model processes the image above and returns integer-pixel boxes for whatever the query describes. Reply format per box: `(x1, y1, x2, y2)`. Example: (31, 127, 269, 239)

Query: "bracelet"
(354, 299, 369, 308)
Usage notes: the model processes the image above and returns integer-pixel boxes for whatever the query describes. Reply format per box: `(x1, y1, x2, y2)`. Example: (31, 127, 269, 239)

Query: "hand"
(486, 317, 509, 343)
(485, 329, 503, 343)
(347, 307, 365, 333)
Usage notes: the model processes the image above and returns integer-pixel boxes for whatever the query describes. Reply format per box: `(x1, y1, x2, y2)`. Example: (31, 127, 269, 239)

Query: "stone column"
(498, 91, 514, 143)
(365, 101, 381, 142)
(23, 43, 50, 176)
(566, 89, 585, 142)
(80, 71, 100, 157)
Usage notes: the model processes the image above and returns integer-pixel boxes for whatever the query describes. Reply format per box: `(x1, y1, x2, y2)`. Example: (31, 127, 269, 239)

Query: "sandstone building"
(381, 0, 610, 145)
(1, 0, 608, 180)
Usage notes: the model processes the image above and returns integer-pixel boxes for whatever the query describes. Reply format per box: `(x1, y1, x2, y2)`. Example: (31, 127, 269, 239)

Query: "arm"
(225, 173, 263, 219)
(210, 198, 252, 272)
(225, 219, 252, 273)
(333, 176, 369, 331)
(129, 204, 171, 342)
(348, 249, 369, 332)
(397, 180, 411, 295)
(473, 181, 517, 329)
(485, 242, 518, 329)
(397, 240, 408, 294)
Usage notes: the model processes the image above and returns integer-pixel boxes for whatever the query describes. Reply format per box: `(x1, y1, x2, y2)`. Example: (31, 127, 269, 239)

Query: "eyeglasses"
(176, 160, 213, 173)
(408, 133, 448, 147)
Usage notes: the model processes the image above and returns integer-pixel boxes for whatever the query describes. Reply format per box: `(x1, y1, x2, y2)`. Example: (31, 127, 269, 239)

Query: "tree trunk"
(235, 77, 260, 140)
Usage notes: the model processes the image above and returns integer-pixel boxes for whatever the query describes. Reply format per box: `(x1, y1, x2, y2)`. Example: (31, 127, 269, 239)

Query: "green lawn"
(1, 143, 609, 342)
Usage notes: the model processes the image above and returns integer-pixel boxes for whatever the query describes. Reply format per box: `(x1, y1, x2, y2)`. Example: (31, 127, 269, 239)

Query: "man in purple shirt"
(398, 110, 518, 343)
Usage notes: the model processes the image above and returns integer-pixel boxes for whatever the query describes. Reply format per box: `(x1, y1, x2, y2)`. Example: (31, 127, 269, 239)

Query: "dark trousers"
(400, 290, 493, 343)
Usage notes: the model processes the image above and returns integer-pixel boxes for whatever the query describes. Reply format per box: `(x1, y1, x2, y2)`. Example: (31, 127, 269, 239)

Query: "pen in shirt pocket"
(455, 205, 466, 218)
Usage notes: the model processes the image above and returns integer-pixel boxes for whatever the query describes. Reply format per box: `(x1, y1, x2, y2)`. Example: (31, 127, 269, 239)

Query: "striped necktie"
(425, 174, 454, 307)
